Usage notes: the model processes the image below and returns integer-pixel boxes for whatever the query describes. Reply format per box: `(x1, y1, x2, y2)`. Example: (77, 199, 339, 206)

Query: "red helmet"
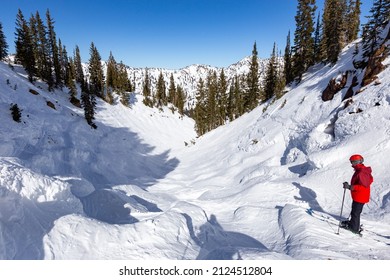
(349, 154, 364, 165)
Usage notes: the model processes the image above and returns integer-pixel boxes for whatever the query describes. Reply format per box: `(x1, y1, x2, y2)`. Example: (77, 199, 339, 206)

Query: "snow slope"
(0, 37, 389, 260)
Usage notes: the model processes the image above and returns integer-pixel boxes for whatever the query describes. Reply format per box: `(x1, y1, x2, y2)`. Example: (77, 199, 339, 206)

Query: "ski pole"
(337, 187, 347, 235)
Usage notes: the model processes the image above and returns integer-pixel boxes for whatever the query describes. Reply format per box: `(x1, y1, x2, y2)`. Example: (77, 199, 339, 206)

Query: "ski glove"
(343, 182, 353, 190)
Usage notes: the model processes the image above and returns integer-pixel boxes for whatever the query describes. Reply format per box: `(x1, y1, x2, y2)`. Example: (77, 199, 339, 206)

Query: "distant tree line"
(141, 69, 186, 115)
(2, 9, 136, 128)
(193, 42, 285, 136)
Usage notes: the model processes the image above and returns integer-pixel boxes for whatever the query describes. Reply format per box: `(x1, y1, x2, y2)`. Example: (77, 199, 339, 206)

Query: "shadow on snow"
(182, 213, 270, 260)
(3, 116, 177, 259)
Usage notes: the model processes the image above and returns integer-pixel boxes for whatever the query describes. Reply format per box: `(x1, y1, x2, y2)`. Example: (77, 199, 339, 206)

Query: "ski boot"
(339, 220, 350, 228)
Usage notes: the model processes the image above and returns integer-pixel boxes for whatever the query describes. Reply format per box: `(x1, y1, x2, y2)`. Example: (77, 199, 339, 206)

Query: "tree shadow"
(288, 162, 310, 177)
(0, 190, 80, 259)
(183, 213, 270, 260)
(80, 189, 138, 224)
(128, 195, 162, 212)
(72, 120, 174, 224)
(80, 191, 163, 225)
(2, 115, 178, 259)
(15, 113, 180, 190)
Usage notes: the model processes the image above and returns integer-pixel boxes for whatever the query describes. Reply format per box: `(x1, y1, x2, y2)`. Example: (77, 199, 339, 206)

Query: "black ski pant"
(349, 201, 364, 231)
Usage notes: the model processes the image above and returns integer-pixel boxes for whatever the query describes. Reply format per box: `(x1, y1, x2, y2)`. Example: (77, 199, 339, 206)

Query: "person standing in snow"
(341, 154, 373, 233)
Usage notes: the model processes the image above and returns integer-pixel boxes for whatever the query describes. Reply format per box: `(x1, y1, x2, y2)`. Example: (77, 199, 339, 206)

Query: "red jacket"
(350, 164, 373, 203)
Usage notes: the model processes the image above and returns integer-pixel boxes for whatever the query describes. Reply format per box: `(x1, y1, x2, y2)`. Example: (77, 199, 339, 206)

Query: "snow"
(0, 36, 390, 267)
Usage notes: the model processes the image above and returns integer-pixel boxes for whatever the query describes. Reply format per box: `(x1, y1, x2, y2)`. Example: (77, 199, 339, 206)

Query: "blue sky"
(1, 0, 373, 69)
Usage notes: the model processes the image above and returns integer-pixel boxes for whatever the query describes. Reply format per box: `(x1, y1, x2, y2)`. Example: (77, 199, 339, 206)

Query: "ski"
(306, 208, 363, 236)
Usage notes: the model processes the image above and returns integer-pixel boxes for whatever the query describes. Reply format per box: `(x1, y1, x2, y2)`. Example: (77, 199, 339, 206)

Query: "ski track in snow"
(1, 33, 390, 259)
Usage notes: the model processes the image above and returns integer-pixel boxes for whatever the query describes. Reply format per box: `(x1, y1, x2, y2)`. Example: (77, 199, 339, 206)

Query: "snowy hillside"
(0, 30, 390, 261)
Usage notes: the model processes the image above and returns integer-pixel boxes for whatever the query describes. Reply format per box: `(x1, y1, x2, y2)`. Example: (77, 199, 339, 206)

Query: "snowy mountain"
(0, 25, 390, 262)
(97, 56, 274, 109)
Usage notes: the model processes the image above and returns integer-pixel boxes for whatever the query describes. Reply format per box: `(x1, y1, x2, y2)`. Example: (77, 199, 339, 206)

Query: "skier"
(341, 154, 373, 234)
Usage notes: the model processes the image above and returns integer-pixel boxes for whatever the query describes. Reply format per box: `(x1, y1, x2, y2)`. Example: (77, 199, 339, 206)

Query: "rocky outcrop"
(70, 96, 82, 108)
(321, 72, 348, 101)
(343, 75, 359, 101)
(46, 100, 56, 110)
(29, 88, 39, 95)
(361, 43, 388, 87)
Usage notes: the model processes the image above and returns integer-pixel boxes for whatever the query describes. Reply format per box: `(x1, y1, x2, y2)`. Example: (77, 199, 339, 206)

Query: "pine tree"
(234, 75, 245, 117)
(10, 104, 22, 122)
(30, 12, 54, 89)
(362, 0, 390, 59)
(292, 0, 316, 80)
(217, 69, 228, 125)
(226, 77, 238, 122)
(321, 0, 346, 63)
(313, 13, 322, 63)
(120, 62, 131, 92)
(284, 31, 294, 84)
(0, 22, 8, 60)
(105, 52, 118, 104)
(206, 70, 218, 130)
(79, 42, 103, 128)
(117, 61, 130, 106)
(66, 57, 77, 99)
(14, 9, 26, 64)
(28, 13, 38, 57)
(58, 39, 68, 86)
(46, 9, 62, 87)
(155, 71, 166, 107)
(244, 42, 260, 111)
(226, 83, 234, 122)
(142, 68, 153, 107)
(81, 87, 97, 129)
(15, 9, 36, 82)
(264, 43, 278, 101)
(106, 51, 117, 89)
(88, 42, 105, 98)
(168, 73, 176, 104)
(275, 50, 286, 99)
(125, 74, 133, 93)
(345, 0, 362, 43)
(175, 85, 185, 115)
(194, 77, 208, 135)
(74, 46, 84, 83)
